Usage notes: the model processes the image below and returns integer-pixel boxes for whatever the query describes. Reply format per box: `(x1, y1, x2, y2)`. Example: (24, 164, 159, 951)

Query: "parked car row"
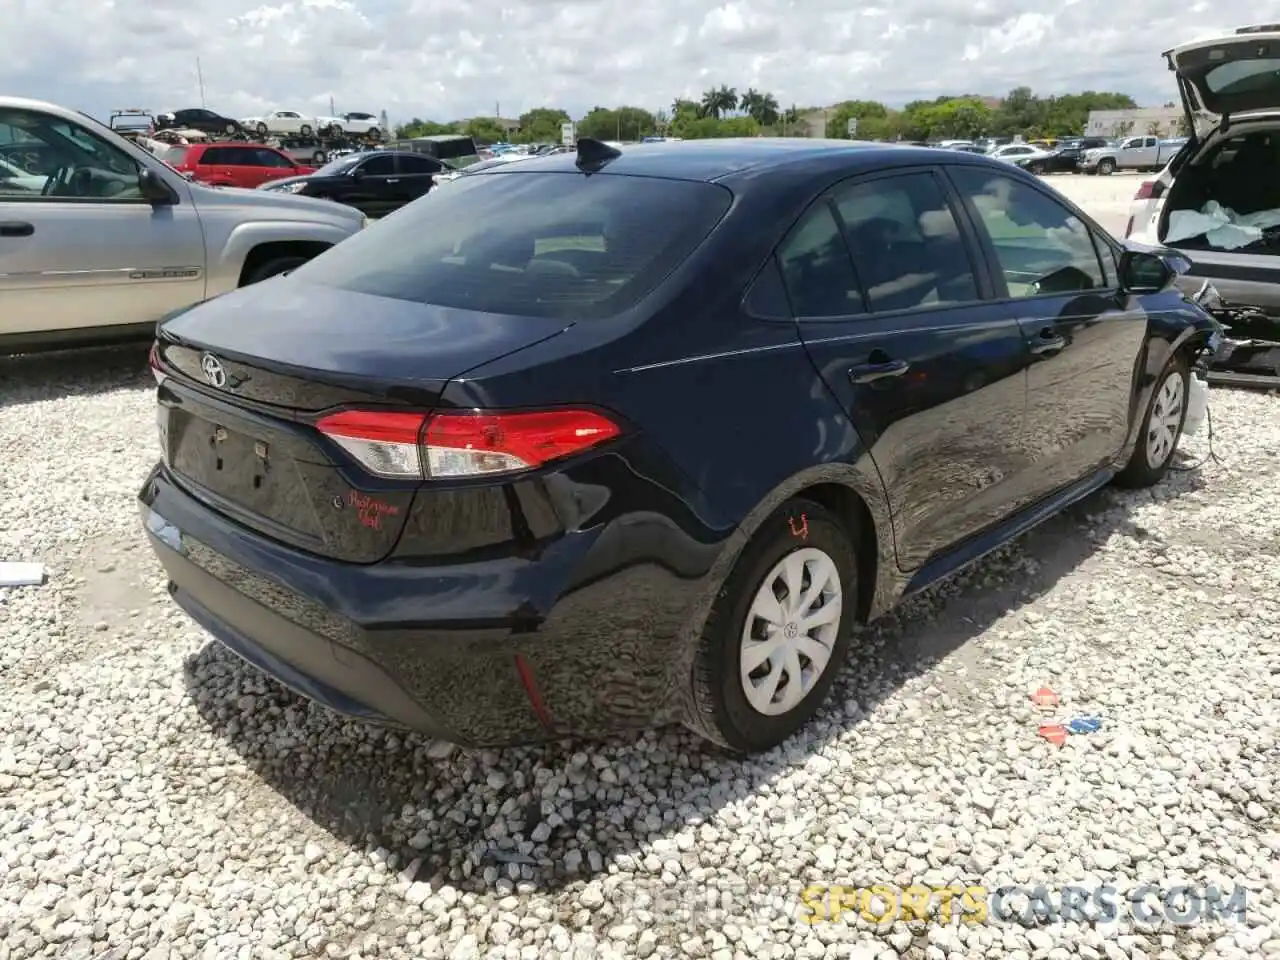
(147, 108, 385, 142)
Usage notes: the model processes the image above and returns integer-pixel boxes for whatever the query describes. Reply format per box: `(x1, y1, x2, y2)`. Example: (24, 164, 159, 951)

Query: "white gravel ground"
(3, 181, 1280, 960)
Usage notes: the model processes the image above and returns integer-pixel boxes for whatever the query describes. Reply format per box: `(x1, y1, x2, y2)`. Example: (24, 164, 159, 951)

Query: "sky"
(0, 0, 1264, 128)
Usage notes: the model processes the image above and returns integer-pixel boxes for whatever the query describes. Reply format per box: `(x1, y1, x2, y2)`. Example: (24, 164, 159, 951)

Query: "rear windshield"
(289, 170, 733, 320)
(430, 136, 477, 161)
(1203, 58, 1280, 96)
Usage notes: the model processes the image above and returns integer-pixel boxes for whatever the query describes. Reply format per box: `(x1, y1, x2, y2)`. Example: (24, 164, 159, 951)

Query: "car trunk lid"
(153, 279, 570, 563)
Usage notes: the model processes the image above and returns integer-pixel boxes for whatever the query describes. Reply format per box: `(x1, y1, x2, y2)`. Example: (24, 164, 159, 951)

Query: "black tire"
(243, 256, 309, 286)
(312, 150, 326, 164)
(300, 124, 313, 137)
(1114, 352, 1189, 489)
(256, 122, 269, 137)
(367, 128, 381, 142)
(224, 122, 237, 136)
(684, 498, 858, 754)
(1029, 162, 1046, 175)
(1098, 158, 1116, 175)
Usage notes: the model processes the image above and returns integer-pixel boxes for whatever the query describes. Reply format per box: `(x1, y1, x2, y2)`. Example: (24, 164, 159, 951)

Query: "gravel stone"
(2, 243, 1279, 959)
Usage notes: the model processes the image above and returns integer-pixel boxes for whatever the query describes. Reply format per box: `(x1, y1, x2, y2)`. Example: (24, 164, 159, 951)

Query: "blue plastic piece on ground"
(1067, 716, 1102, 734)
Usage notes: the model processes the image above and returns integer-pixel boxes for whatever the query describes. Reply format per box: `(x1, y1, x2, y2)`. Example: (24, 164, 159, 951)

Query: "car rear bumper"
(139, 462, 705, 747)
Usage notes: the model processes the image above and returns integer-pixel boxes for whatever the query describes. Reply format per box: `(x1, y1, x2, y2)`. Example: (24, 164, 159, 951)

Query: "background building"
(1085, 106, 1184, 138)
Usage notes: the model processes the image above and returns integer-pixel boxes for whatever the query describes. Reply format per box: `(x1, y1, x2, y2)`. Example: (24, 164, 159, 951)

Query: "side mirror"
(138, 166, 176, 205)
(1118, 249, 1183, 293)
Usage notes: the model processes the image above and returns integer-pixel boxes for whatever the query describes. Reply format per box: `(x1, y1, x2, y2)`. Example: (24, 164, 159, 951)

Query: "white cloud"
(0, 0, 1267, 126)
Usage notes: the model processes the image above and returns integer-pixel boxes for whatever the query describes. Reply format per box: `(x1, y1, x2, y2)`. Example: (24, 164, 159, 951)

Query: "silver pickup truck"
(1080, 136, 1185, 175)
(0, 96, 367, 354)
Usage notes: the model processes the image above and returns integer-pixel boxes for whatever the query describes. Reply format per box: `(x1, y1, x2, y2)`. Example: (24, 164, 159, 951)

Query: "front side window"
(288, 171, 733, 320)
(0, 109, 142, 201)
(776, 203, 864, 318)
(253, 149, 294, 168)
(834, 172, 980, 312)
(949, 167, 1104, 298)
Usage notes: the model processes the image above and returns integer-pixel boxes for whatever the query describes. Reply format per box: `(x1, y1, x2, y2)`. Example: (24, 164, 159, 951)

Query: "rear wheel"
(256, 122, 269, 137)
(300, 124, 313, 137)
(224, 122, 237, 135)
(684, 499, 857, 754)
(367, 128, 382, 142)
(243, 256, 309, 286)
(1029, 162, 1046, 175)
(1098, 158, 1116, 175)
(1115, 353, 1189, 488)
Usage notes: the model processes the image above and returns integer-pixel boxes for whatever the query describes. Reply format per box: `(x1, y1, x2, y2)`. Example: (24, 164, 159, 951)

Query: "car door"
(193, 145, 234, 185)
(0, 106, 206, 339)
(946, 165, 1148, 502)
(345, 154, 397, 216)
(391, 154, 442, 209)
(785, 167, 1036, 572)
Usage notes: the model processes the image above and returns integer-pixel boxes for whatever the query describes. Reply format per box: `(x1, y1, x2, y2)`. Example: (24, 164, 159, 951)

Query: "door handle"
(385, 178, 399, 184)
(849, 358, 910, 383)
(0, 221, 34, 237)
(1029, 329, 1067, 355)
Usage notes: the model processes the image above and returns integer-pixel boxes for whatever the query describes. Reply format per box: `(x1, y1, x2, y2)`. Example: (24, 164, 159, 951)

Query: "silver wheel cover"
(739, 547, 842, 716)
(1145, 370, 1185, 469)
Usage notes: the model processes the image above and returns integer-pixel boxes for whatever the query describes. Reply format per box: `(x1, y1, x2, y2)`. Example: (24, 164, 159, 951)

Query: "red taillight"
(1134, 180, 1164, 201)
(315, 410, 428, 479)
(315, 408, 622, 480)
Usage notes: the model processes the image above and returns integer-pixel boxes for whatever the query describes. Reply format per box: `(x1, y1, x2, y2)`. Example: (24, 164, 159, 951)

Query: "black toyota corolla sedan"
(141, 137, 1219, 755)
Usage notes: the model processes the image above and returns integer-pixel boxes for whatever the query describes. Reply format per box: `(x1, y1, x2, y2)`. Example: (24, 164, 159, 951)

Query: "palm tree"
(699, 85, 739, 119)
(740, 89, 780, 126)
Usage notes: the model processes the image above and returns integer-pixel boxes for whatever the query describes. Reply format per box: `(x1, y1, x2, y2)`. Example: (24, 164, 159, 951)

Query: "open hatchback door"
(1166, 24, 1280, 133)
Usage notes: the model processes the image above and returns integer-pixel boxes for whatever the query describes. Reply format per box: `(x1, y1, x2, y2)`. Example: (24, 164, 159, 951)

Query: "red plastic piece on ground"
(1039, 724, 1068, 746)
(1032, 686, 1060, 707)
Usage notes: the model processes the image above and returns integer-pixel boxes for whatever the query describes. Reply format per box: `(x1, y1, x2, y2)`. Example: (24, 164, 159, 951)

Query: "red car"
(160, 142, 316, 189)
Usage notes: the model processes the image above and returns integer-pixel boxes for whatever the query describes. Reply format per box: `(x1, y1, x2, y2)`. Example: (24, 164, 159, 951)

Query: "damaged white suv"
(1127, 24, 1280, 385)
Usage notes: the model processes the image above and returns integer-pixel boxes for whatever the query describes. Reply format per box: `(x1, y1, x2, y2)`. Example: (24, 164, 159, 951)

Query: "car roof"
(473, 137, 991, 183)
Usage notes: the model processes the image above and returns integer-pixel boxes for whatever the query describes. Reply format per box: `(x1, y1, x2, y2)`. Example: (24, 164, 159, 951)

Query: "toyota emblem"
(200, 353, 226, 388)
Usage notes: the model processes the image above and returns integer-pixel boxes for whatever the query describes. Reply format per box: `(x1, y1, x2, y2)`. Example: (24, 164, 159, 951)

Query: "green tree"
(461, 117, 508, 144)
(824, 100, 891, 139)
(576, 106, 657, 141)
(515, 107, 570, 144)
(394, 118, 456, 138)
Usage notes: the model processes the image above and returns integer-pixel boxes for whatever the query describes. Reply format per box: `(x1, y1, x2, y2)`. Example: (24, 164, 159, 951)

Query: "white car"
(316, 112, 382, 140)
(239, 110, 317, 138)
(988, 143, 1050, 163)
(434, 152, 532, 184)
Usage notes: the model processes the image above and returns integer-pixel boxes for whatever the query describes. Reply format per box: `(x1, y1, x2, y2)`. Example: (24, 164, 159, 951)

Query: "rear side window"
(290, 171, 732, 320)
(777, 204, 865, 318)
(360, 155, 394, 175)
(399, 155, 443, 174)
(835, 172, 980, 312)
